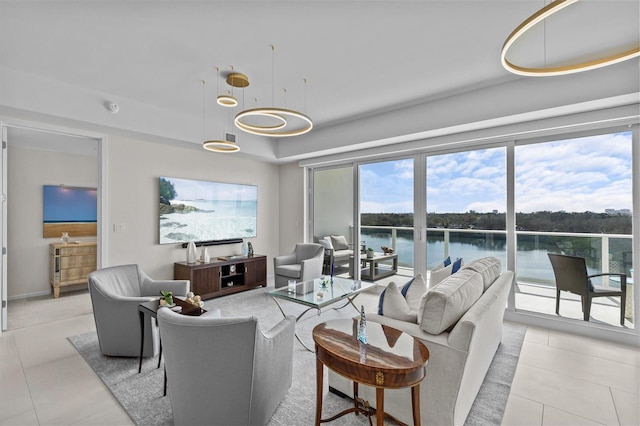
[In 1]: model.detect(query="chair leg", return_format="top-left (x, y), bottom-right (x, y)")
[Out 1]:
top-left (620, 292), bottom-right (626, 326)
top-left (555, 290), bottom-right (561, 315)
top-left (583, 296), bottom-right (592, 321)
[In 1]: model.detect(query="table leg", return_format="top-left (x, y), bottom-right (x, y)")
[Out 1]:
top-left (376, 388), bottom-right (384, 426)
top-left (138, 310), bottom-right (144, 373)
top-left (411, 383), bottom-right (421, 426)
top-left (315, 356), bottom-right (323, 426)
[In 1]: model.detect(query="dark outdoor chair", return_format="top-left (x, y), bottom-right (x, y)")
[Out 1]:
top-left (548, 253), bottom-right (627, 326)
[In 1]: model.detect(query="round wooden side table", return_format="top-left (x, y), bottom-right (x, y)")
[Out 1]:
top-left (313, 318), bottom-right (429, 426)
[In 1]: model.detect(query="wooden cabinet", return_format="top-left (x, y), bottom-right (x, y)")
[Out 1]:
top-left (50, 242), bottom-right (97, 298)
top-left (174, 255), bottom-right (267, 300)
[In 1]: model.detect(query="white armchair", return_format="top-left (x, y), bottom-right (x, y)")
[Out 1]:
top-left (157, 308), bottom-right (296, 425)
top-left (88, 264), bottom-right (189, 357)
top-left (273, 243), bottom-right (325, 288)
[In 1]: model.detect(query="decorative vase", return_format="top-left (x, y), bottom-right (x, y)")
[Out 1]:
top-left (357, 305), bottom-right (368, 344)
top-left (61, 232), bottom-right (69, 244)
top-left (186, 241), bottom-right (197, 264)
top-left (201, 246), bottom-right (210, 263)
top-left (367, 250), bottom-right (374, 259)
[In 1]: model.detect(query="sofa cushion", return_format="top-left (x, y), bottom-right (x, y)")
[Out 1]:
top-left (462, 257), bottom-right (501, 291)
top-left (400, 274), bottom-right (427, 312)
top-left (418, 269), bottom-right (483, 334)
top-left (377, 281), bottom-right (417, 323)
top-left (330, 235), bottom-right (349, 251)
top-left (275, 265), bottom-right (301, 279)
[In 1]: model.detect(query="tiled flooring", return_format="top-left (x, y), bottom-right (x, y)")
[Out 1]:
top-left (1, 288), bottom-right (638, 425)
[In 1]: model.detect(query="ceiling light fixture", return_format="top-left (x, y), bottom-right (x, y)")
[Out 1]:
top-left (216, 67), bottom-right (248, 107)
top-left (501, 0), bottom-right (640, 76)
top-left (234, 45), bottom-right (312, 137)
top-left (201, 80), bottom-right (240, 153)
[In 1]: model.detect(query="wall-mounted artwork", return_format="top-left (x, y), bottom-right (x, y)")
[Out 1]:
top-left (159, 176), bottom-right (257, 244)
top-left (43, 185), bottom-right (97, 238)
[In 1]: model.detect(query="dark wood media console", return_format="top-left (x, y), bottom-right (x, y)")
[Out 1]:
top-left (174, 255), bottom-right (267, 300)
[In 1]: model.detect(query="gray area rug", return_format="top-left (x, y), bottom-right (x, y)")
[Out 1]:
top-left (69, 287), bottom-right (525, 425)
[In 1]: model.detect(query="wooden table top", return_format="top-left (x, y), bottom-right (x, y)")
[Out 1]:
top-left (313, 319), bottom-right (429, 389)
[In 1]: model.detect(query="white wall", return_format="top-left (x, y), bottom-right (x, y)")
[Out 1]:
top-left (6, 132), bottom-right (281, 299)
top-left (7, 146), bottom-right (97, 298)
top-left (104, 135), bottom-right (280, 280)
top-left (277, 162), bottom-right (304, 254)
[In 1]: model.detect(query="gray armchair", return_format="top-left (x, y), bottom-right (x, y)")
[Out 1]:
top-left (88, 264), bottom-right (189, 357)
top-left (157, 308), bottom-right (296, 426)
top-left (273, 243), bottom-right (325, 288)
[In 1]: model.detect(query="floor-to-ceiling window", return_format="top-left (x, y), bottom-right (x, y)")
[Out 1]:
top-left (425, 147), bottom-right (507, 270)
top-left (359, 159), bottom-right (414, 277)
top-left (307, 124), bottom-right (636, 337)
top-left (514, 131), bottom-right (634, 328)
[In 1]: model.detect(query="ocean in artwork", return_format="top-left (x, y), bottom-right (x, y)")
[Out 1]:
top-left (160, 199), bottom-right (257, 244)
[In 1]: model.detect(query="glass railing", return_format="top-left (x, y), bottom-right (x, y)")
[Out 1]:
top-left (359, 226), bottom-right (633, 287)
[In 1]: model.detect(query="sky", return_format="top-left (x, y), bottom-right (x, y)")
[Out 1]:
top-left (163, 177), bottom-right (257, 201)
top-left (360, 131), bottom-right (632, 214)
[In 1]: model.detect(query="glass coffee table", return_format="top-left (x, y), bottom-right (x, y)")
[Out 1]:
top-left (268, 276), bottom-right (376, 351)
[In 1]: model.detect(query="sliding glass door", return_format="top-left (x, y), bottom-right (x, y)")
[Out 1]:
top-left (359, 159), bottom-right (415, 279)
top-left (425, 147), bottom-right (507, 270)
top-left (514, 131), bottom-right (633, 328)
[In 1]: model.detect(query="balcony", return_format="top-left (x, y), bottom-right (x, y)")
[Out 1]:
top-left (355, 226), bottom-right (634, 329)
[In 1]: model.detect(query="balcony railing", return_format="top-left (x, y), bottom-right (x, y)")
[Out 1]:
top-left (359, 225), bottom-right (633, 287)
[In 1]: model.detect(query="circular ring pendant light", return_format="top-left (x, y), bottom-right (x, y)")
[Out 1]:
top-left (501, 0), bottom-right (640, 76)
top-left (203, 139), bottom-right (240, 152)
top-left (235, 107), bottom-right (312, 137)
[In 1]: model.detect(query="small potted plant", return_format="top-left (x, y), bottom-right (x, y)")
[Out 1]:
top-left (366, 247), bottom-right (375, 259)
top-left (159, 290), bottom-right (174, 307)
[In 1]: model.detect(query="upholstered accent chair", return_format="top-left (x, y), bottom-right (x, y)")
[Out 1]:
top-left (548, 253), bottom-right (627, 325)
top-left (88, 264), bottom-right (189, 357)
top-left (273, 243), bottom-right (325, 288)
top-left (157, 308), bottom-right (296, 425)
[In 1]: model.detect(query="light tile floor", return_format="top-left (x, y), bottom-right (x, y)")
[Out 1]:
top-left (1, 287), bottom-right (638, 425)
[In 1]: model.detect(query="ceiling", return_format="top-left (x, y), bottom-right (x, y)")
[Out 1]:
top-left (1, 1), bottom-right (638, 161)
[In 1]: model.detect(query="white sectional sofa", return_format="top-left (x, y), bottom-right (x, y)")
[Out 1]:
top-left (328, 257), bottom-right (514, 425)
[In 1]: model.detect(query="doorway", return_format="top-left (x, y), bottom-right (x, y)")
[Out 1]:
top-left (0, 124), bottom-right (103, 331)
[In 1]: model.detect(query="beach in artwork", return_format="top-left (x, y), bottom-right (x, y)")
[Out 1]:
top-left (159, 177), bottom-right (257, 244)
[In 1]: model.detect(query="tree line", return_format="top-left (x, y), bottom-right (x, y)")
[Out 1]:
top-left (361, 211), bottom-right (631, 234)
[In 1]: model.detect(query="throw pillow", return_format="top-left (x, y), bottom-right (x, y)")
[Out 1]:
top-left (443, 256), bottom-right (452, 267)
top-left (330, 235), bottom-right (349, 251)
top-left (429, 263), bottom-right (453, 287)
top-left (400, 273), bottom-right (427, 312)
top-left (317, 236), bottom-right (334, 250)
top-left (452, 258), bottom-right (463, 273)
top-left (377, 281), bottom-right (417, 323)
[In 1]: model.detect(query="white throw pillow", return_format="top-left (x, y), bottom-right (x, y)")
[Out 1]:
top-left (429, 263), bottom-right (453, 287)
top-left (330, 235), bottom-right (349, 251)
top-left (377, 282), bottom-right (417, 323)
top-left (317, 236), bottom-right (334, 250)
top-left (400, 273), bottom-right (427, 312)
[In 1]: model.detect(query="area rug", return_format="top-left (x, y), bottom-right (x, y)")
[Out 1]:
top-left (69, 287), bottom-right (525, 425)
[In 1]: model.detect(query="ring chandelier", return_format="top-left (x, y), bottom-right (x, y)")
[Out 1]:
top-left (201, 79), bottom-right (240, 153)
top-left (501, 0), bottom-right (640, 76)
top-left (233, 46), bottom-right (313, 137)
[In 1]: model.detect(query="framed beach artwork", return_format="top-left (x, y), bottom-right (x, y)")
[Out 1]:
top-left (158, 176), bottom-right (257, 245)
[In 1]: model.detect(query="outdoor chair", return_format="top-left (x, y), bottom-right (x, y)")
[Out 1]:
top-left (548, 253), bottom-right (627, 325)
